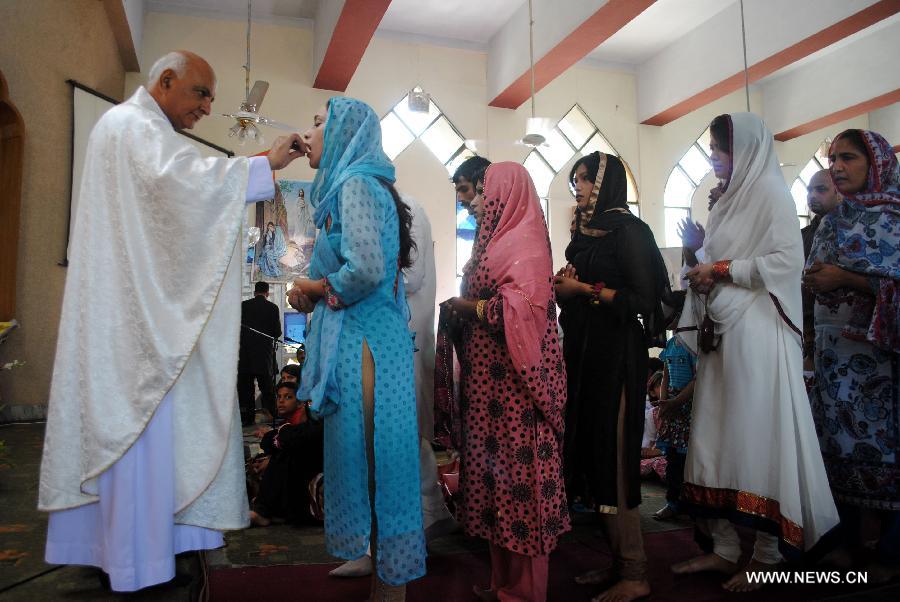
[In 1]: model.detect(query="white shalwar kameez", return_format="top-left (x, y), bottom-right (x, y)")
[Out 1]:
top-left (40, 86), bottom-right (275, 591)
top-left (677, 113), bottom-right (839, 559)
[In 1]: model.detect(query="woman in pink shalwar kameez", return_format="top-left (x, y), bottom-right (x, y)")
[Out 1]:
top-left (437, 162), bottom-right (570, 602)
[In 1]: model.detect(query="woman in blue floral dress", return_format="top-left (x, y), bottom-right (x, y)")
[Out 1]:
top-left (805, 128), bottom-right (899, 574)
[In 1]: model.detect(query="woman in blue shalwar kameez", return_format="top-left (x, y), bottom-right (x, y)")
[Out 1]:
top-left (288, 97), bottom-right (425, 600)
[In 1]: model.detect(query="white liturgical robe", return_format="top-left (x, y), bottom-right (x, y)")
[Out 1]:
top-left (39, 86), bottom-right (275, 590)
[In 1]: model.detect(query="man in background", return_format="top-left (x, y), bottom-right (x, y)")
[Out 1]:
top-left (239, 281), bottom-right (283, 425)
top-left (801, 169), bottom-right (841, 368)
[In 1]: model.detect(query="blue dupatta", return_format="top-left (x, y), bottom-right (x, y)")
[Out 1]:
top-left (299, 98), bottom-right (397, 415)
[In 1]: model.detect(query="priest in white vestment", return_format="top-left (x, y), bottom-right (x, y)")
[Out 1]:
top-left (38, 51), bottom-right (306, 592)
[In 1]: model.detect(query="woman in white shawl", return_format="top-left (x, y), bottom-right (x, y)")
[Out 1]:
top-left (671, 113), bottom-right (839, 592)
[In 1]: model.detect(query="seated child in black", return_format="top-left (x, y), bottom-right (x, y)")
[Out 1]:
top-left (249, 381), bottom-right (324, 526)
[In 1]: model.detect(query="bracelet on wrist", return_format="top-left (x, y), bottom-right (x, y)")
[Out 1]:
top-left (475, 299), bottom-right (487, 322)
top-left (589, 282), bottom-right (606, 306)
top-left (712, 260), bottom-right (732, 282)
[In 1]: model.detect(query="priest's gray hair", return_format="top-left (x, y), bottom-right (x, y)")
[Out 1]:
top-left (147, 51), bottom-right (189, 86)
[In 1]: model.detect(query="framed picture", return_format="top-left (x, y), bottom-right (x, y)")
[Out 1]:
top-left (253, 180), bottom-right (316, 283)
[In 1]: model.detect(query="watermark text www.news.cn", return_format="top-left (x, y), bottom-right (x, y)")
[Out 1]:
top-left (746, 571), bottom-right (868, 585)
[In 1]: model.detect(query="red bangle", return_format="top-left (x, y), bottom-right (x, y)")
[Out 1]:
top-left (323, 278), bottom-right (346, 309)
top-left (712, 260), bottom-right (732, 282)
top-left (589, 282), bottom-right (606, 306)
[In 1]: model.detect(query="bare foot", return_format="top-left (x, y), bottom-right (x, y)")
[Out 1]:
top-left (671, 553), bottom-right (738, 575)
top-left (591, 578), bottom-right (650, 602)
top-left (723, 559), bottom-right (778, 593)
top-left (329, 555), bottom-right (372, 578)
top-left (575, 567), bottom-right (614, 585)
top-left (249, 510), bottom-right (271, 527)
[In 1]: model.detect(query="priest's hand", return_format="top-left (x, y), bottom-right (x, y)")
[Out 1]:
top-left (268, 134), bottom-right (308, 170)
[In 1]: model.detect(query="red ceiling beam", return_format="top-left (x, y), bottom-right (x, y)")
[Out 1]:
top-left (774, 89), bottom-right (900, 141)
top-left (642, 0), bottom-right (899, 126)
top-left (313, 0), bottom-right (392, 92)
top-left (489, 0), bottom-right (655, 109)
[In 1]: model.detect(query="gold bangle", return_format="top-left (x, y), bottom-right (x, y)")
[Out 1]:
top-left (475, 299), bottom-right (487, 322)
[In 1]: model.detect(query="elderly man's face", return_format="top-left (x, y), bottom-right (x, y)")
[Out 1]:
top-left (156, 59), bottom-right (216, 130)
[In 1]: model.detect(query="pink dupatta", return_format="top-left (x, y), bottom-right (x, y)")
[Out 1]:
top-left (435, 163), bottom-right (564, 448)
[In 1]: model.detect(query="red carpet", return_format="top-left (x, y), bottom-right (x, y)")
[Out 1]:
top-left (209, 529), bottom-right (891, 601)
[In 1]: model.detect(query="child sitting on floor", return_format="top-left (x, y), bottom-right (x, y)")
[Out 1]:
top-left (249, 381), bottom-right (324, 526)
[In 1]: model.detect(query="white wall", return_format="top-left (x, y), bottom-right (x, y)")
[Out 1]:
top-left (636, 0), bottom-right (878, 122)
top-left (761, 21), bottom-right (900, 136)
top-left (869, 103), bottom-right (900, 146)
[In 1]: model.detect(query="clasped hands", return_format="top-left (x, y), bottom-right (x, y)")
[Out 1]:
top-left (685, 263), bottom-right (716, 294)
top-left (553, 264), bottom-right (587, 300)
top-left (802, 261), bottom-right (847, 294)
top-left (287, 278), bottom-right (325, 313)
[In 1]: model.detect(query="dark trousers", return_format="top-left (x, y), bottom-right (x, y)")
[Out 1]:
top-left (665, 448), bottom-right (686, 510)
top-left (237, 372), bottom-right (275, 424)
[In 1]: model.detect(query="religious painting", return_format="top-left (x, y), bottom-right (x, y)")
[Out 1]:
top-left (253, 180), bottom-right (317, 283)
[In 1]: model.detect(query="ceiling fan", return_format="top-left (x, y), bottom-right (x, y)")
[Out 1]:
top-left (221, 0), bottom-right (298, 145)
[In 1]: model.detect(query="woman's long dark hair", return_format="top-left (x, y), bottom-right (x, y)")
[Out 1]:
top-left (710, 114), bottom-right (731, 153)
top-left (382, 181), bottom-right (416, 270)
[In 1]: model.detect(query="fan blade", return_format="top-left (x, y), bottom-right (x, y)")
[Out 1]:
top-left (247, 80), bottom-right (269, 110)
top-left (257, 116), bottom-right (301, 132)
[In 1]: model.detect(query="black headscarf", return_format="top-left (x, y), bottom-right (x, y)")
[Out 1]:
top-left (564, 152), bottom-right (674, 347)
top-left (566, 153), bottom-right (637, 261)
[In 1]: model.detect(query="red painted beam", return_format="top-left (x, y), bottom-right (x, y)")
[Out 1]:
top-left (489, 0), bottom-right (655, 109)
top-left (313, 0), bottom-right (392, 92)
top-left (641, 0), bottom-right (899, 126)
top-left (774, 89), bottom-right (900, 141)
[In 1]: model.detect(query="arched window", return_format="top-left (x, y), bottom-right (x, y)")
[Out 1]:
top-left (663, 127), bottom-right (712, 247)
top-left (522, 105), bottom-right (639, 220)
top-left (379, 90), bottom-right (472, 175)
top-left (789, 141), bottom-right (830, 228)
top-left (378, 90), bottom-right (478, 294)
